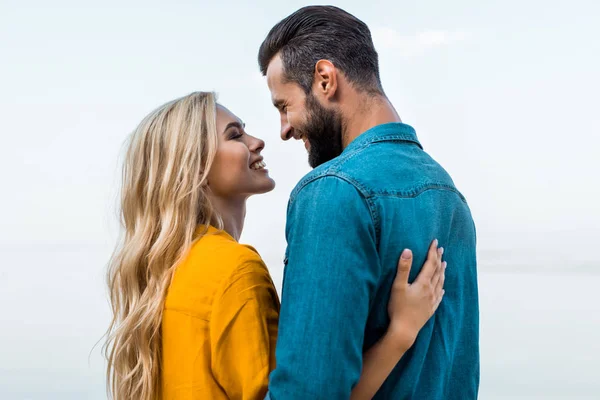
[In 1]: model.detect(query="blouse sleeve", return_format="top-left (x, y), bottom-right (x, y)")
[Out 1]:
top-left (209, 259), bottom-right (279, 400)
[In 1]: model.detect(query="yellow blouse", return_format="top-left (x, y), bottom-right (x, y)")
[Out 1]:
top-left (161, 226), bottom-right (280, 399)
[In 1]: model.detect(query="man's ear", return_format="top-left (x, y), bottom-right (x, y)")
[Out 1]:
top-left (313, 60), bottom-right (338, 100)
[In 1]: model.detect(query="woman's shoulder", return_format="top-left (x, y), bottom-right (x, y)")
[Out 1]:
top-left (176, 228), bottom-right (271, 291)
top-left (190, 230), bottom-right (266, 268)
top-left (165, 228), bottom-right (275, 315)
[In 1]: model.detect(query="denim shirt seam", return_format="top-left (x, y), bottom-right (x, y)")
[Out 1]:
top-left (289, 168), bottom-right (334, 200)
top-left (289, 171), bottom-right (381, 250)
top-left (372, 183), bottom-right (468, 203)
top-left (329, 171), bottom-right (380, 247)
top-left (343, 133), bottom-right (423, 157)
top-left (290, 133), bottom-right (421, 196)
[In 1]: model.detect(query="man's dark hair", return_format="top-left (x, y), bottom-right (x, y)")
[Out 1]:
top-left (258, 5), bottom-right (383, 95)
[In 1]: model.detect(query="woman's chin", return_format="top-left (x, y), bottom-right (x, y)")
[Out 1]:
top-left (254, 178), bottom-right (276, 195)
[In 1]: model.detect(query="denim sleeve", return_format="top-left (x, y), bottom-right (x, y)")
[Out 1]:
top-left (267, 176), bottom-right (380, 400)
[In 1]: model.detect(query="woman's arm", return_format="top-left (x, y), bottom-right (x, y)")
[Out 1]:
top-left (210, 260), bottom-right (280, 400)
top-left (350, 240), bottom-right (446, 400)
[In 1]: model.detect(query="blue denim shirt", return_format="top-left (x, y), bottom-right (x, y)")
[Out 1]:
top-left (267, 123), bottom-right (479, 400)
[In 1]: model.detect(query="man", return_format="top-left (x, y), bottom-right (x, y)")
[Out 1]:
top-left (259, 6), bottom-right (479, 399)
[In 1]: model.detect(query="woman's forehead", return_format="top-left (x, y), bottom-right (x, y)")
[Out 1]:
top-left (216, 104), bottom-right (244, 131)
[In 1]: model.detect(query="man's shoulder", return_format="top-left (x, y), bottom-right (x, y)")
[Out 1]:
top-left (331, 141), bottom-right (465, 201)
top-left (289, 137), bottom-right (468, 205)
top-left (289, 157), bottom-right (368, 203)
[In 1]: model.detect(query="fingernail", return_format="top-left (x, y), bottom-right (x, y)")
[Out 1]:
top-left (433, 239), bottom-right (439, 247)
top-left (401, 249), bottom-right (412, 259)
top-left (438, 247), bottom-right (444, 256)
top-left (443, 261), bottom-right (447, 269)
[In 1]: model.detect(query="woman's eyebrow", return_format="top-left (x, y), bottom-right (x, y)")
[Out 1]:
top-left (223, 121), bottom-right (246, 132)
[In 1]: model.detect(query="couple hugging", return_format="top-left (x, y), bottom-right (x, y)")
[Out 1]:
top-left (105, 5), bottom-right (479, 400)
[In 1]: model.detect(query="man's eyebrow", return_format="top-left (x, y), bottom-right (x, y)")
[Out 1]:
top-left (272, 99), bottom-right (285, 109)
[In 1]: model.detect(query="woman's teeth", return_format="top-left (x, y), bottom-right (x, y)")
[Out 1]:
top-left (251, 160), bottom-right (266, 170)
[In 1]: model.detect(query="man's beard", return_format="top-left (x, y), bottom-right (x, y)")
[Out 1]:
top-left (299, 94), bottom-right (344, 168)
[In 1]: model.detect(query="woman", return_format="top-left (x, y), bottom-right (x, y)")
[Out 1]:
top-left (104, 92), bottom-right (445, 400)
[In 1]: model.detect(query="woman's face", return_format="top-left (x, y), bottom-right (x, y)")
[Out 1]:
top-left (207, 104), bottom-right (276, 199)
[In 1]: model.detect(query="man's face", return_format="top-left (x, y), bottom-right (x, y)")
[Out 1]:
top-left (266, 55), bottom-right (343, 168)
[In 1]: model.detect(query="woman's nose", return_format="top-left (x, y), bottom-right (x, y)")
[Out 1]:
top-left (249, 135), bottom-right (265, 153)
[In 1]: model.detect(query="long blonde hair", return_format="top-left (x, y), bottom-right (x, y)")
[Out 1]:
top-left (104, 91), bottom-right (222, 400)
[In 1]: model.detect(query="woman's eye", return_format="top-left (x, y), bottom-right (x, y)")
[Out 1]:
top-left (230, 130), bottom-right (243, 140)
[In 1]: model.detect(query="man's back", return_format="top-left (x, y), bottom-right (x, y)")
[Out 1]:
top-left (343, 123), bottom-right (479, 398)
top-left (269, 122), bottom-right (479, 399)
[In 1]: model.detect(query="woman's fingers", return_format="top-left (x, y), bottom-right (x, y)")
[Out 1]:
top-left (436, 262), bottom-right (447, 293)
top-left (394, 249), bottom-right (413, 287)
top-left (432, 289), bottom-right (445, 313)
top-left (430, 256), bottom-right (445, 289)
top-left (414, 239), bottom-right (439, 283)
top-left (430, 261), bottom-right (446, 312)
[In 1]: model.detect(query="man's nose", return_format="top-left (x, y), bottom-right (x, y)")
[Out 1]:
top-left (280, 115), bottom-right (292, 141)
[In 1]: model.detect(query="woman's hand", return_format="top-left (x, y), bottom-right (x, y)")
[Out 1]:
top-left (349, 240), bottom-right (446, 400)
top-left (385, 240), bottom-right (446, 352)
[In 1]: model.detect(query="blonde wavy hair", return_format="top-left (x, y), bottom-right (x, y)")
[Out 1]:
top-left (104, 91), bottom-right (222, 400)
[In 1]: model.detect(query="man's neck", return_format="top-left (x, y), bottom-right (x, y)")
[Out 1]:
top-left (208, 195), bottom-right (247, 241)
top-left (341, 95), bottom-right (401, 148)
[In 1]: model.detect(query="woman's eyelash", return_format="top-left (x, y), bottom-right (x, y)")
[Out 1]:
top-left (229, 129), bottom-right (243, 139)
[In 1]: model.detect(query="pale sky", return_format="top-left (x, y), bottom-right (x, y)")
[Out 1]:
top-left (1, 1), bottom-right (599, 399)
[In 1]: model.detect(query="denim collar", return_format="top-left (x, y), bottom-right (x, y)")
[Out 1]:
top-left (343, 122), bottom-right (422, 154)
